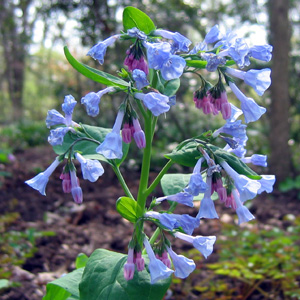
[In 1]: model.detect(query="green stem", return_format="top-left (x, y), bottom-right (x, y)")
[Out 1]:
top-left (136, 110), bottom-right (153, 218)
top-left (112, 164), bottom-right (134, 199)
top-left (146, 159), bottom-right (174, 197)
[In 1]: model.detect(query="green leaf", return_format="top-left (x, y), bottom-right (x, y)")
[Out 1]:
top-left (79, 249), bottom-right (171, 300)
top-left (75, 253), bottom-right (89, 269)
top-left (208, 145), bottom-right (261, 179)
top-left (123, 7), bottom-right (156, 34)
top-left (165, 141), bottom-right (200, 167)
top-left (161, 173), bottom-right (191, 195)
top-left (64, 47), bottom-right (129, 88)
top-left (116, 197), bottom-right (138, 223)
top-left (53, 124), bottom-right (130, 165)
top-left (186, 60), bottom-right (207, 69)
top-left (163, 78), bottom-right (180, 96)
top-left (43, 268), bottom-right (84, 300)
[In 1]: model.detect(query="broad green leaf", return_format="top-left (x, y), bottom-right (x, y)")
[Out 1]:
top-left (186, 60), bottom-right (207, 69)
top-left (163, 78), bottom-right (180, 96)
top-left (208, 145), bottom-right (261, 180)
top-left (75, 253), bottom-right (89, 269)
top-left (116, 197), bottom-right (137, 223)
top-left (64, 47), bottom-right (129, 88)
top-left (53, 124), bottom-right (130, 166)
top-left (79, 249), bottom-right (171, 300)
top-left (161, 173), bottom-right (191, 195)
top-left (165, 141), bottom-right (200, 167)
top-left (123, 7), bottom-right (156, 34)
top-left (43, 268), bottom-right (84, 300)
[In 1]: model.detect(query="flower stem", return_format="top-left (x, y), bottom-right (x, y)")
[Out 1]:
top-left (112, 164), bottom-right (134, 199)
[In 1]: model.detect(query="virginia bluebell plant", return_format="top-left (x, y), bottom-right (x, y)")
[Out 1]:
top-left (26, 7), bottom-right (275, 300)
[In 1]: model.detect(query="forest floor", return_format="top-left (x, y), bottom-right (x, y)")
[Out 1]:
top-left (1, 145), bottom-right (300, 300)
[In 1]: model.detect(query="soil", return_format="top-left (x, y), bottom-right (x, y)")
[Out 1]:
top-left (0, 145), bottom-right (299, 300)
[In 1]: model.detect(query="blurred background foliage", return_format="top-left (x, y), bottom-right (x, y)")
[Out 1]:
top-left (0, 0), bottom-right (299, 188)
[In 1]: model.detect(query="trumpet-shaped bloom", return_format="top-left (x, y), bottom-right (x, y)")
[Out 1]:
top-left (144, 41), bottom-right (171, 70)
top-left (81, 87), bottom-right (115, 117)
top-left (228, 38), bottom-right (250, 68)
top-left (161, 55), bottom-right (186, 81)
top-left (166, 246), bottom-right (196, 278)
top-left (70, 169), bottom-right (83, 204)
top-left (197, 176), bottom-right (219, 219)
top-left (258, 175), bottom-right (276, 194)
top-left (134, 92), bottom-right (170, 116)
top-left (25, 157), bottom-right (60, 196)
top-left (75, 153), bottom-right (104, 182)
top-left (132, 69), bottom-right (149, 90)
top-left (241, 154), bottom-right (267, 167)
top-left (249, 44), bottom-right (273, 62)
top-left (96, 110), bottom-right (124, 159)
top-left (171, 214), bottom-right (199, 235)
top-left (87, 34), bottom-right (121, 64)
top-left (227, 103), bottom-right (243, 123)
top-left (201, 53), bottom-right (226, 72)
top-left (132, 118), bottom-right (146, 149)
top-left (124, 248), bottom-right (135, 281)
top-left (156, 192), bottom-right (194, 207)
top-left (184, 158), bottom-right (208, 196)
top-left (154, 29), bottom-right (191, 53)
top-left (229, 82), bottom-right (266, 123)
top-left (144, 211), bottom-right (177, 230)
top-left (221, 161), bottom-right (261, 202)
top-left (226, 68), bottom-right (271, 96)
top-left (213, 120), bottom-right (247, 141)
top-left (143, 237), bottom-right (174, 284)
top-left (174, 232), bottom-right (216, 259)
top-left (48, 127), bottom-right (74, 146)
top-left (62, 95), bottom-right (77, 117)
top-left (232, 189), bottom-right (255, 224)
top-left (204, 25), bottom-right (222, 44)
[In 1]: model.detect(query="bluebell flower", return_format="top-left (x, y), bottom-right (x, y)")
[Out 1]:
top-left (46, 109), bottom-right (66, 128)
top-left (143, 237), bottom-right (174, 284)
top-left (160, 55), bottom-right (186, 80)
top-left (171, 214), bottom-right (199, 235)
top-left (249, 44), bottom-right (273, 62)
top-left (48, 127), bottom-right (75, 146)
top-left (221, 161), bottom-right (261, 202)
top-left (46, 95), bottom-right (78, 128)
top-left (154, 29), bottom-right (192, 53)
top-left (219, 38), bottom-right (249, 68)
top-left (257, 175), bottom-right (276, 194)
top-left (143, 41), bottom-right (172, 70)
top-left (62, 95), bottom-right (77, 116)
top-left (197, 176), bottom-right (219, 219)
top-left (25, 157), bottom-right (60, 195)
top-left (169, 95), bottom-right (176, 106)
top-left (87, 34), bottom-right (121, 64)
top-left (213, 120), bottom-right (247, 141)
top-left (174, 232), bottom-right (216, 259)
top-left (214, 31), bottom-right (238, 49)
top-left (226, 67), bottom-right (271, 96)
top-left (223, 141), bottom-right (247, 158)
top-left (75, 153), bottom-right (104, 182)
top-left (229, 82), bottom-right (266, 123)
top-left (144, 211), bottom-right (177, 230)
top-left (127, 27), bottom-right (147, 40)
top-left (201, 53), bottom-right (226, 72)
top-left (132, 69), bottom-right (149, 90)
top-left (232, 189), bottom-right (255, 224)
top-left (227, 103), bottom-right (243, 123)
top-left (134, 92), bottom-right (170, 116)
top-left (189, 41), bottom-right (207, 54)
top-left (156, 192), bottom-right (194, 207)
top-left (204, 25), bottom-right (222, 44)
top-left (123, 247), bottom-right (135, 281)
top-left (70, 169), bottom-right (83, 204)
top-left (81, 87), bottom-right (115, 117)
top-left (184, 158), bottom-right (208, 196)
top-left (241, 154), bottom-right (267, 167)
top-left (96, 110), bottom-right (124, 159)
top-left (166, 246), bottom-right (196, 278)
top-left (132, 118), bottom-right (146, 149)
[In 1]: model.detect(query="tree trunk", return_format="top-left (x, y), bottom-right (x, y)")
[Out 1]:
top-left (268, 0), bottom-right (292, 184)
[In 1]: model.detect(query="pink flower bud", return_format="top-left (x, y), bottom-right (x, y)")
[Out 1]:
top-left (122, 123), bottom-right (133, 144)
top-left (135, 252), bottom-right (145, 272)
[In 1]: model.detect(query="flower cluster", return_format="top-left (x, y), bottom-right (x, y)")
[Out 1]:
top-left (26, 13), bottom-right (275, 289)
